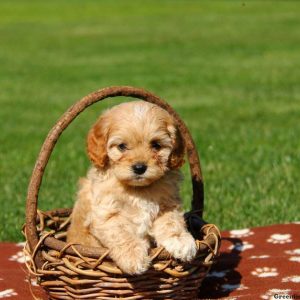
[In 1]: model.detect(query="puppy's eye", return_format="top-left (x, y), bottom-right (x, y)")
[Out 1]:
top-left (117, 143), bottom-right (127, 152)
top-left (151, 140), bottom-right (162, 151)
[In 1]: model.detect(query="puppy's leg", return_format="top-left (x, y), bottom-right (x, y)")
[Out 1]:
top-left (150, 210), bottom-right (197, 262)
top-left (90, 210), bottom-right (150, 274)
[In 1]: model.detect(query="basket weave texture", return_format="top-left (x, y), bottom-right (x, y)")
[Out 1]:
top-left (24, 86), bottom-right (221, 299)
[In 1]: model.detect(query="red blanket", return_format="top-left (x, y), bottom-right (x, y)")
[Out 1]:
top-left (0, 223), bottom-right (299, 299)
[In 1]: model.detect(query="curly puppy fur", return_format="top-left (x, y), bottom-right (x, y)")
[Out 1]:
top-left (67, 101), bottom-right (197, 274)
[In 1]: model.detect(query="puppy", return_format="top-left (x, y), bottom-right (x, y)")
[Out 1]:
top-left (67, 101), bottom-right (197, 274)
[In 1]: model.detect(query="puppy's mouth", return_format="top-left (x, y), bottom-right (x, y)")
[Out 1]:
top-left (124, 174), bottom-right (153, 187)
top-left (131, 175), bottom-right (148, 185)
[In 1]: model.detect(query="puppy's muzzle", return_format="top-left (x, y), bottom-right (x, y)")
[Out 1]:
top-left (132, 163), bottom-right (147, 175)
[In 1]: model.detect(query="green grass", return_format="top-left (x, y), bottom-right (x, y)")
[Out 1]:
top-left (0, 0), bottom-right (299, 241)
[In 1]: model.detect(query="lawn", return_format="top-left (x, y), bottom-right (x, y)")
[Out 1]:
top-left (0, 0), bottom-right (299, 242)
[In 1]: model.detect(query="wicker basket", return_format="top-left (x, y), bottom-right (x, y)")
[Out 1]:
top-left (24, 86), bottom-right (221, 300)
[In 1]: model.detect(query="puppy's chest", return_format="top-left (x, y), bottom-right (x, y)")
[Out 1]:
top-left (125, 195), bottom-right (160, 237)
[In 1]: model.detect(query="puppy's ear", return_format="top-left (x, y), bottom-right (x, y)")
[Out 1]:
top-left (87, 116), bottom-right (109, 169)
top-left (168, 125), bottom-right (185, 169)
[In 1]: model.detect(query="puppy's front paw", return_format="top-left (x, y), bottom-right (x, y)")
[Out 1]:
top-left (117, 251), bottom-right (150, 275)
top-left (162, 232), bottom-right (197, 262)
top-left (111, 241), bottom-right (150, 275)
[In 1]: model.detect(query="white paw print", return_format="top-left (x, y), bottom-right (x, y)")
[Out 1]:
top-left (282, 275), bottom-right (300, 283)
top-left (9, 251), bottom-right (30, 264)
top-left (0, 289), bottom-right (18, 298)
top-left (260, 289), bottom-right (291, 300)
top-left (230, 228), bottom-right (254, 238)
top-left (250, 255), bottom-right (270, 259)
top-left (229, 241), bottom-right (254, 251)
top-left (221, 283), bottom-right (248, 291)
top-left (285, 248), bottom-right (300, 263)
top-left (285, 248), bottom-right (300, 255)
top-left (251, 267), bottom-right (278, 278)
top-left (24, 278), bottom-right (38, 287)
top-left (267, 234), bottom-right (292, 244)
top-left (289, 256), bottom-right (300, 263)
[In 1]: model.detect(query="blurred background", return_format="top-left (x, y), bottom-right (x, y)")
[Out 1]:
top-left (0, 0), bottom-right (299, 242)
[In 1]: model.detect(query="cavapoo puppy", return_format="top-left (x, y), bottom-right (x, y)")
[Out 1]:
top-left (67, 101), bottom-right (197, 274)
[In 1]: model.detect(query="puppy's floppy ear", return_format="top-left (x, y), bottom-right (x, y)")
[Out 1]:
top-left (168, 125), bottom-right (185, 169)
top-left (87, 116), bottom-right (109, 169)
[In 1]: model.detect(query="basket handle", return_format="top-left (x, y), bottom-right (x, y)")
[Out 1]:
top-left (25, 86), bottom-right (204, 255)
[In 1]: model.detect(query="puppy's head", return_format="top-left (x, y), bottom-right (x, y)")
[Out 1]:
top-left (87, 101), bottom-right (185, 186)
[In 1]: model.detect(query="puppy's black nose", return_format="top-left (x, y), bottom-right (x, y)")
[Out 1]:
top-left (132, 163), bottom-right (147, 175)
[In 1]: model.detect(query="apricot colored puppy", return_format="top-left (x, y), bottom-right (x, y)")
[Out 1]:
top-left (67, 101), bottom-right (197, 274)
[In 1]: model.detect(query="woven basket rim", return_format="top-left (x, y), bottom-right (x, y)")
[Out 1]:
top-left (32, 208), bottom-right (220, 262)
top-left (23, 208), bottom-right (221, 280)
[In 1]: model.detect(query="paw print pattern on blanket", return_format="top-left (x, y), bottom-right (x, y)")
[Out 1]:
top-left (251, 267), bottom-right (278, 278)
top-left (0, 289), bottom-right (17, 298)
top-left (1, 223), bottom-right (298, 299)
top-left (228, 241), bottom-right (254, 251)
top-left (24, 278), bottom-right (38, 287)
top-left (249, 255), bottom-right (270, 259)
top-left (285, 249), bottom-right (300, 255)
top-left (229, 228), bottom-right (254, 238)
top-left (9, 251), bottom-right (29, 264)
top-left (289, 256), bottom-right (300, 262)
top-left (267, 234), bottom-right (292, 244)
top-left (285, 248), bottom-right (300, 263)
top-left (282, 275), bottom-right (300, 283)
